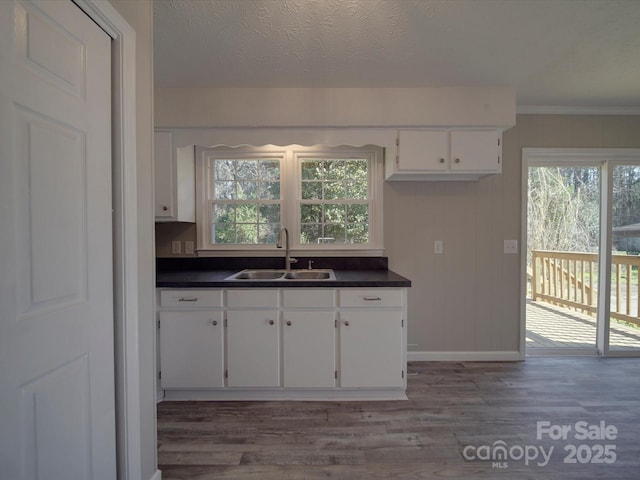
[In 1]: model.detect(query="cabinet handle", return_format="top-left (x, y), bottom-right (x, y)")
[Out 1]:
top-left (454, 158), bottom-right (461, 164)
top-left (178, 297), bottom-right (198, 302)
top-left (439, 158), bottom-right (445, 164)
top-left (344, 321), bottom-right (350, 326)
top-left (268, 320), bottom-right (275, 325)
top-left (211, 320), bottom-right (218, 326)
top-left (363, 296), bottom-right (382, 301)
top-left (286, 321), bottom-right (292, 326)
top-left (162, 205), bottom-right (168, 211)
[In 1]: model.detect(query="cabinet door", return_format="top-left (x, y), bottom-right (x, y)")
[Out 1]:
top-left (154, 131), bottom-right (175, 219)
top-left (397, 129), bottom-right (448, 172)
top-left (282, 311), bottom-right (335, 388)
top-left (339, 310), bottom-right (403, 388)
top-left (159, 311), bottom-right (224, 388)
top-left (227, 310), bottom-right (280, 387)
top-left (450, 130), bottom-right (501, 172)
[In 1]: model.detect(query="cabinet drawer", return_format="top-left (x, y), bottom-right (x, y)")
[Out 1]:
top-left (339, 289), bottom-right (402, 308)
top-left (227, 289), bottom-right (279, 308)
top-left (160, 289), bottom-right (223, 308)
top-left (282, 289), bottom-right (335, 308)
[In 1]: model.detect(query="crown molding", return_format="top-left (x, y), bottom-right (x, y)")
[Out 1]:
top-left (517, 105), bottom-right (640, 115)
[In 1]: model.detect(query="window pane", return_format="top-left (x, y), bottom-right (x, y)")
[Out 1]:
top-left (347, 224), bottom-right (369, 243)
top-left (236, 204), bottom-right (257, 222)
top-left (238, 180), bottom-right (258, 200)
top-left (214, 159), bottom-right (235, 181)
top-left (213, 203), bottom-right (235, 223)
top-left (302, 160), bottom-right (323, 180)
top-left (325, 204), bottom-right (345, 223)
top-left (259, 204), bottom-right (280, 223)
top-left (236, 160), bottom-right (257, 180)
top-left (214, 181), bottom-right (236, 199)
top-left (301, 181), bottom-right (322, 199)
top-left (301, 204), bottom-right (322, 223)
top-left (300, 224), bottom-right (321, 244)
top-left (236, 224), bottom-right (258, 243)
top-left (346, 159), bottom-right (367, 181)
top-left (324, 181), bottom-right (345, 200)
top-left (258, 223), bottom-right (280, 243)
top-left (324, 223), bottom-right (346, 243)
top-left (259, 160), bottom-right (280, 180)
top-left (346, 204), bottom-right (368, 223)
top-left (346, 179), bottom-right (367, 199)
top-left (259, 181), bottom-right (280, 200)
top-left (325, 160), bottom-right (345, 180)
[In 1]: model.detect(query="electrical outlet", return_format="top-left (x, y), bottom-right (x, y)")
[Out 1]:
top-left (504, 239), bottom-right (518, 254)
top-left (434, 240), bottom-right (443, 255)
top-left (184, 241), bottom-right (195, 255)
top-left (171, 240), bottom-right (181, 255)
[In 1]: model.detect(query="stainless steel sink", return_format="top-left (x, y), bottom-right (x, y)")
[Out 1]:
top-left (225, 269), bottom-right (335, 281)
top-left (283, 270), bottom-right (335, 280)
top-left (227, 270), bottom-right (285, 280)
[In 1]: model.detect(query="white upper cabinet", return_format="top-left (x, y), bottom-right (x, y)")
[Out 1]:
top-left (154, 130), bottom-right (195, 221)
top-left (387, 129), bottom-right (502, 181)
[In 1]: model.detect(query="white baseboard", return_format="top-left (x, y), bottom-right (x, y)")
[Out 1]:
top-left (408, 351), bottom-right (523, 362)
top-left (149, 469), bottom-right (162, 480)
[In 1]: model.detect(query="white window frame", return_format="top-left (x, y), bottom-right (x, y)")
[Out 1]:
top-left (195, 144), bottom-right (384, 256)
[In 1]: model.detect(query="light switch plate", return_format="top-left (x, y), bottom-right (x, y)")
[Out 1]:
top-left (504, 239), bottom-right (518, 254)
top-left (434, 240), bottom-right (443, 255)
top-left (184, 240), bottom-right (195, 255)
top-left (171, 240), bottom-right (181, 255)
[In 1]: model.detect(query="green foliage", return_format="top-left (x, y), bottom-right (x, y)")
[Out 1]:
top-left (299, 158), bottom-right (368, 244)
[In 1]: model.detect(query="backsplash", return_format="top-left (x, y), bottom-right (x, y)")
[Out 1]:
top-left (157, 256), bottom-right (389, 272)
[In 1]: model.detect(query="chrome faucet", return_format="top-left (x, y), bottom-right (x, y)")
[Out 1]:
top-left (277, 227), bottom-right (298, 270)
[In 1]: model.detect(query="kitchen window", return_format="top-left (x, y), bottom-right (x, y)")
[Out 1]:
top-left (195, 145), bottom-right (383, 254)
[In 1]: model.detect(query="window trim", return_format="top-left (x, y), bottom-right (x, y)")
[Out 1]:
top-left (195, 144), bottom-right (384, 256)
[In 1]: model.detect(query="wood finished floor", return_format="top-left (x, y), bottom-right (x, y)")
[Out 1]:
top-left (157, 358), bottom-right (640, 479)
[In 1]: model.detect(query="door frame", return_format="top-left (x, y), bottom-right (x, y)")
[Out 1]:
top-left (72, 0), bottom-right (143, 478)
top-left (521, 148), bottom-right (640, 358)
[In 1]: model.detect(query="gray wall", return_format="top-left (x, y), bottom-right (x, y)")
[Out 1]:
top-left (155, 86), bottom-right (640, 359)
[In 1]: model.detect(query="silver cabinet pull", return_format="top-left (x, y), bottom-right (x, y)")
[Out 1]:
top-left (178, 297), bottom-right (198, 302)
top-left (439, 158), bottom-right (445, 164)
top-left (286, 321), bottom-right (292, 326)
top-left (211, 320), bottom-right (218, 326)
top-left (344, 321), bottom-right (350, 326)
top-left (363, 296), bottom-right (382, 301)
top-left (268, 320), bottom-right (275, 325)
top-left (454, 158), bottom-right (461, 164)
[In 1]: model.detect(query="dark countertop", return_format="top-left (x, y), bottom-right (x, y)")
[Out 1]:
top-left (156, 268), bottom-right (411, 288)
top-left (156, 257), bottom-right (411, 288)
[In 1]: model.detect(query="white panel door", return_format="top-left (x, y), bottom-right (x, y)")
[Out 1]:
top-left (282, 312), bottom-right (336, 388)
top-left (226, 311), bottom-right (280, 387)
top-left (160, 311), bottom-right (224, 388)
top-left (0, 1), bottom-right (115, 479)
top-left (450, 130), bottom-right (501, 172)
top-left (397, 129), bottom-right (449, 172)
top-left (339, 311), bottom-right (404, 388)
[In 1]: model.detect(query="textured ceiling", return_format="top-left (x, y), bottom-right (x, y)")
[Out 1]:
top-left (154, 0), bottom-right (640, 109)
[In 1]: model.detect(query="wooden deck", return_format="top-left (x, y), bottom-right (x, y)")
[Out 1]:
top-left (526, 299), bottom-right (640, 350)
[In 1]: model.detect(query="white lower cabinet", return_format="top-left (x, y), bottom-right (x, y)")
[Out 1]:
top-left (339, 310), bottom-right (404, 388)
top-left (159, 311), bottom-right (224, 388)
top-left (282, 311), bottom-right (335, 388)
top-left (157, 286), bottom-right (407, 400)
top-left (226, 310), bottom-right (280, 387)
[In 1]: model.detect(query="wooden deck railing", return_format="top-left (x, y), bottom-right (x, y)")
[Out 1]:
top-left (531, 250), bottom-right (640, 327)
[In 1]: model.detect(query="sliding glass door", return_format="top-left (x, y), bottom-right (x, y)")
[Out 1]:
top-left (523, 149), bottom-right (640, 357)
top-left (608, 165), bottom-right (640, 352)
